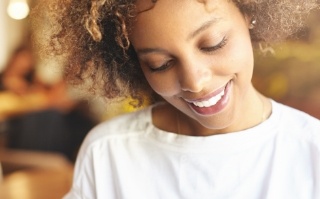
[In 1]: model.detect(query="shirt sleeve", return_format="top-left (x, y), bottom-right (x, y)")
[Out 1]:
top-left (63, 138), bottom-right (98, 199)
top-left (63, 190), bottom-right (83, 199)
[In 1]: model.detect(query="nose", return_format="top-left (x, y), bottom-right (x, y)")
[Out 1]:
top-left (178, 59), bottom-right (212, 93)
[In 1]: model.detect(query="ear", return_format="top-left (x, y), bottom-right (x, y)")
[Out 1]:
top-left (244, 15), bottom-right (251, 27)
top-left (245, 15), bottom-right (256, 29)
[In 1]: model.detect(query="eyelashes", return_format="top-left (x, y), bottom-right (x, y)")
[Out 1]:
top-left (149, 60), bottom-right (174, 72)
top-left (147, 36), bottom-right (228, 73)
top-left (200, 36), bottom-right (227, 53)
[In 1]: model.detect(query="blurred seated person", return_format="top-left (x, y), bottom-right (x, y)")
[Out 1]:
top-left (0, 44), bottom-right (96, 162)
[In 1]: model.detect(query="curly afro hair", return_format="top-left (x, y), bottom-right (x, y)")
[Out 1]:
top-left (31, 0), bottom-right (319, 106)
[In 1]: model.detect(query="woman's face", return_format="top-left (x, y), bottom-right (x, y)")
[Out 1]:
top-left (130, 0), bottom-right (256, 133)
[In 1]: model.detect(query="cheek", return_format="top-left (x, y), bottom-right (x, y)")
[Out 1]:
top-left (141, 67), bottom-right (179, 97)
top-left (226, 35), bottom-right (254, 75)
top-left (207, 37), bottom-right (253, 78)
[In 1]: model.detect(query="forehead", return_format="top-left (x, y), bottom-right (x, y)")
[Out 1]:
top-left (135, 0), bottom-right (229, 11)
top-left (130, 0), bottom-right (236, 43)
top-left (132, 0), bottom-right (238, 27)
top-left (135, 0), bottom-right (207, 14)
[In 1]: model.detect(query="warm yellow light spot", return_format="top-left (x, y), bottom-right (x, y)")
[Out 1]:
top-left (7, 0), bottom-right (30, 20)
top-left (267, 73), bottom-right (288, 99)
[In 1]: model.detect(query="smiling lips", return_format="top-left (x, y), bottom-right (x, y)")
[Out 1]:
top-left (185, 81), bottom-right (231, 115)
top-left (192, 89), bottom-right (225, 108)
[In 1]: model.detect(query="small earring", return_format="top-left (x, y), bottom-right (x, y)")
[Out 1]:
top-left (249, 17), bottom-right (257, 29)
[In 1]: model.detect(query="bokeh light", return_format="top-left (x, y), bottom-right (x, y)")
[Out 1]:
top-left (7, 0), bottom-right (30, 20)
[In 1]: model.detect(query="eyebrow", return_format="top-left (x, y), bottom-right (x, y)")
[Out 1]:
top-left (188, 18), bottom-right (221, 40)
top-left (136, 17), bottom-right (221, 56)
top-left (136, 48), bottom-right (169, 56)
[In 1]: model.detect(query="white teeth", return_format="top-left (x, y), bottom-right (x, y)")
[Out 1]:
top-left (192, 89), bottom-right (225, 108)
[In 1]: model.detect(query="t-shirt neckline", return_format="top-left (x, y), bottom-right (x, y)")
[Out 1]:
top-left (142, 100), bottom-right (282, 153)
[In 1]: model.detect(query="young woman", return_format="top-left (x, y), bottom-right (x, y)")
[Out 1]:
top-left (32, 0), bottom-right (320, 198)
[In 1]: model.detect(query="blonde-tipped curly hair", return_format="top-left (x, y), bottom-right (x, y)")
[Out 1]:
top-left (31, 0), bottom-right (319, 105)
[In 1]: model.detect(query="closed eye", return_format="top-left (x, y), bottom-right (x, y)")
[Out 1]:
top-left (149, 59), bottom-right (175, 72)
top-left (201, 36), bottom-right (227, 53)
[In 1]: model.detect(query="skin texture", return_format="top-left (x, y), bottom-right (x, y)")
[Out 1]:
top-left (31, 0), bottom-right (318, 107)
top-left (130, 0), bottom-right (271, 136)
top-left (31, 0), bottom-right (317, 136)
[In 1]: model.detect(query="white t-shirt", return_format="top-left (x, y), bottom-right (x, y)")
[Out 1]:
top-left (64, 101), bottom-right (320, 199)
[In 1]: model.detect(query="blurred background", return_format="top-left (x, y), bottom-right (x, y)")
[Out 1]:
top-left (0, 0), bottom-right (97, 198)
top-left (0, 0), bottom-right (319, 198)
